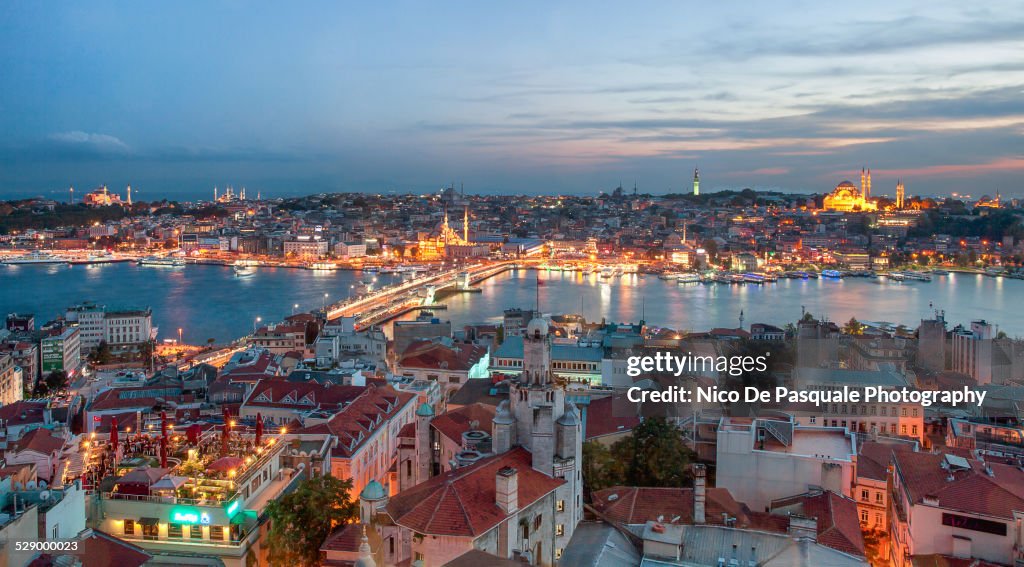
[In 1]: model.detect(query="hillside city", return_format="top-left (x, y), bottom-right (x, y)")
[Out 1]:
top-left (0, 177), bottom-right (1023, 567)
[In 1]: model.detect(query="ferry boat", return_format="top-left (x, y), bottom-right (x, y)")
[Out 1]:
top-left (743, 273), bottom-right (765, 284)
top-left (903, 271), bottom-right (932, 282)
top-left (307, 262), bottom-right (338, 271)
top-left (598, 267), bottom-right (613, 279)
top-left (362, 266), bottom-right (380, 273)
top-left (138, 256), bottom-right (185, 267)
top-left (659, 272), bottom-right (681, 280)
top-left (2, 251), bottom-right (66, 265)
top-left (886, 272), bottom-right (905, 282)
top-left (677, 273), bottom-right (701, 284)
top-left (931, 269), bottom-right (950, 276)
top-left (821, 270), bottom-right (843, 278)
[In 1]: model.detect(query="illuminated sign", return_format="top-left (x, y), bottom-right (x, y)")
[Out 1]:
top-left (171, 510), bottom-right (212, 525)
top-left (224, 500), bottom-right (240, 518)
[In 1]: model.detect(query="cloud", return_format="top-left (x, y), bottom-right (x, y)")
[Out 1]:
top-left (48, 131), bottom-right (131, 154)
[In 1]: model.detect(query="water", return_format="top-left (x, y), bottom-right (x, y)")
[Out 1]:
top-left (2, 264), bottom-right (1022, 341)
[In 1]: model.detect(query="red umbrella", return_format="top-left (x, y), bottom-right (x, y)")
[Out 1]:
top-left (160, 436), bottom-right (167, 468)
top-left (255, 412), bottom-right (263, 446)
top-left (160, 410), bottom-right (168, 441)
top-left (110, 416), bottom-right (119, 453)
top-left (186, 423), bottom-right (202, 444)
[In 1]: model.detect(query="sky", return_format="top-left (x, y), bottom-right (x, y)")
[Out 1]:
top-left (1, 1), bottom-right (1023, 200)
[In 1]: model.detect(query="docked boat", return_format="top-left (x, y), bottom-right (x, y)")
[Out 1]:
top-left (821, 270), bottom-right (843, 278)
top-left (743, 273), bottom-right (766, 284)
top-left (931, 269), bottom-right (950, 276)
top-left (903, 271), bottom-right (932, 282)
top-left (138, 256), bottom-right (185, 267)
top-left (659, 272), bottom-right (681, 280)
top-left (598, 267), bottom-right (613, 279)
top-left (677, 273), bottom-right (701, 284)
top-left (307, 262), bottom-right (338, 271)
top-left (2, 251), bottom-right (66, 265)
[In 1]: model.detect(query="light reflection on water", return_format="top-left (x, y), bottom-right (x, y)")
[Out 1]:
top-left (2, 264), bottom-right (1022, 341)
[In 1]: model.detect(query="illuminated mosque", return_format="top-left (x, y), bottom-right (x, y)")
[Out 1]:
top-left (822, 167), bottom-right (877, 212)
top-left (416, 206), bottom-right (470, 260)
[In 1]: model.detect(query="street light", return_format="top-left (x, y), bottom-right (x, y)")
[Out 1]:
top-left (322, 293), bottom-right (329, 310)
top-left (178, 327), bottom-right (183, 345)
top-left (254, 316), bottom-right (262, 332)
top-left (292, 303), bottom-right (299, 315)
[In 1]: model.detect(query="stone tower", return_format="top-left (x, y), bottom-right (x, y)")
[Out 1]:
top-left (693, 167), bottom-right (700, 196)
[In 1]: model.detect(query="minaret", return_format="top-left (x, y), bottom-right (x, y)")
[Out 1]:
top-left (896, 179), bottom-right (905, 209)
top-left (693, 167), bottom-right (700, 196)
top-left (69, 186), bottom-right (74, 204)
top-left (240, 187), bottom-right (246, 200)
top-left (860, 167), bottom-right (866, 196)
top-left (126, 185), bottom-right (132, 206)
top-left (463, 205), bottom-right (469, 243)
top-left (214, 187), bottom-right (218, 201)
top-left (442, 206), bottom-right (450, 244)
top-left (866, 169), bottom-right (872, 200)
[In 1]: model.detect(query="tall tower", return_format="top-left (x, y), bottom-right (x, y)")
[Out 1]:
top-left (463, 205), bottom-right (469, 243)
top-left (896, 179), bottom-right (905, 209)
top-left (214, 187), bottom-right (218, 201)
top-left (693, 167), bottom-right (700, 196)
top-left (126, 185), bottom-right (132, 206)
top-left (860, 167), bottom-right (866, 196)
top-left (866, 169), bottom-right (872, 200)
top-left (69, 186), bottom-right (74, 204)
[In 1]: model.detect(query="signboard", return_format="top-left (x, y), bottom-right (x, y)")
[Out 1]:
top-left (171, 510), bottom-right (212, 525)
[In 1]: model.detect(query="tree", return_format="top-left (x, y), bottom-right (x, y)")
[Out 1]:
top-left (616, 418), bottom-right (695, 487)
top-left (44, 370), bottom-right (68, 393)
top-left (843, 317), bottom-right (865, 336)
top-left (265, 475), bottom-right (358, 567)
top-left (90, 341), bottom-right (113, 365)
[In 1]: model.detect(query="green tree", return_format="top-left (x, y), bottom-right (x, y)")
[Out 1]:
top-left (44, 370), bottom-right (69, 393)
top-left (265, 475), bottom-right (358, 567)
top-left (843, 317), bottom-right (865, 336)
top-left (615, 417), bottom-right (695, 487)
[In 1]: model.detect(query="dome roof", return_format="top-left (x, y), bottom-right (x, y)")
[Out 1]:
top-left (416, 402), bottom-right (435, 417)
top-left (837, 180), bottom-right (856, 188)
top-left (526, 317), bottom-right (549, 338)
top-left (360, 479), bottom-right (387, 501)
top-left (557, 403), bottom-right (580, 426)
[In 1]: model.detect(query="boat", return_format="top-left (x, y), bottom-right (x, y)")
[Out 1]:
top-left (659, 273), bottom-right (681, 280)
top-left (362, 266), bottom-right (380, 273)
top-left (2, 251), bottom-right (67, 265)
top-left (903, 271), bottom-right (932, 282)
top-left (886, 272), bottom-right (905, 282)
top-left (599, 267), bottom-right (613, 279)
top-left (743, 273), bottom-right (765, 284)
top-left (307, 262), bottom-right (338, 271)
top-left (677, 273), bottom-right (701, 284)
top-left (931, 269), bottom-right (950, 276)
top-left (138, 256), bottom-right (185, 267)
top-left (821, 270), bottom-right (843, 278)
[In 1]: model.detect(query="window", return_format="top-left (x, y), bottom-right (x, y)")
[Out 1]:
top-left (902, 408), bottom-right (908, 417)
top-left (169, 523), bottom-right (183, 539)
top-left (901, 425), bottom-right (907, 435)
top-left (912, 408), bottom-right (918, 417)
top-left (52, 524), bottom-right (59, 539)
top-left (189, 525), bottom-right (203, 540)
top-left (912, 425), bottom-right (918, 436)
top-left (876, 492), bottom-right (883, 503)
top-left (556, 548), bottom-right (563, 560)
top-left (556, 500), bottom-right (565, 512)
top-left (809, 416), bottom-right (816, 424)
top-left (556, 524), bottom-right (564, 536)
top-left (861, 490), bottom-right (869, 502)
top-left (875, 513), bottom-right (883, 526)
top-left (861, 510), bottom-right (868, 523)
top-left (211, 525), bottom-right (226, 541)
top-left (142, 523), bottom-right (158, 541)
top-left (121, 520), bottom-right (134, 536)
top-left (533, 515), bottom-right (542, 530)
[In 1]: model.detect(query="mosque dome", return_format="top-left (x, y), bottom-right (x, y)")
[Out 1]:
top-left (416, 402), bottom-right (435, 417)
top-left (526, 317), bottom-right (549, 338)
top-left (360, 479), bottom-right (387, 501)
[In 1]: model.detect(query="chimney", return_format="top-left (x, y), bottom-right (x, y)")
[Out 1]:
top-left (496, 467), bottom-right (518, 514)
top-left (692, 463), bottom-right (706, 524)
top-left (788, 514), bottom-right (817, 542)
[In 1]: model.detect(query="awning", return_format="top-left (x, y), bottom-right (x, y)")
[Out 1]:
top-left (139, 517), bottom-right (160, 526)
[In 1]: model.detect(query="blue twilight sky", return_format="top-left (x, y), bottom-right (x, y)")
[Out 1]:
top-left (1, 1), bottom-right (1023, 200)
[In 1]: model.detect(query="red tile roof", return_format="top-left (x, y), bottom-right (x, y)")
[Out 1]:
top-left (243, 379), bottom-right (364, 412)
top-left (585, 396), bottom-right (639, 440)
top-left (893, 451), bottom-right (1024, 520)
top-left (591, 486), bottom-right (749, 527)
top-left (430, 403), bottom-right (496, 444)
top-left (386, 447), bottom-right (563, 537)
top-left (298, 384), bottom-right (415, 458)
top-left (772, 491), bottom-right (865, 557)
top-left (0, 400), bottom-right (48, 427)
top-left (399, 341), bottom-right (488, 372)
top-left (28, 529), bottom-right (151, 567)
top-left (10, 427), bottom-right (65, 455)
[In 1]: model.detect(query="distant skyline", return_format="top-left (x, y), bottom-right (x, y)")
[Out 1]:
top-left (1, 1), bottom-right (1023, 200)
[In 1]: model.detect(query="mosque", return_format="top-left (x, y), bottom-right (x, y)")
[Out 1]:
top-left (822, 167), bottom-right (878, 212)
top-left (416, 205), bottom-right (472, 260)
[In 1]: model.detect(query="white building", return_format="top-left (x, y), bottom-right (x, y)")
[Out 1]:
top-left (715, 415), bottom-right (857, 511)
top-left (0, 353), bottom-right (24, 407)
